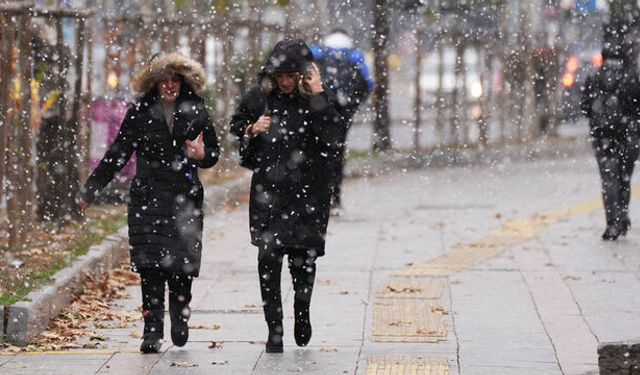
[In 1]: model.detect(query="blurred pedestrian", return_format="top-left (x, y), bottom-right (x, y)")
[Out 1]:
top-left (581, 40), bottom-right (640, 240)
top-left (79, 52), bottom-right (220, 352)
top-left (310, 29), bottom-right (373, 216)
top-left (230, 38), bottom-right (344, 353)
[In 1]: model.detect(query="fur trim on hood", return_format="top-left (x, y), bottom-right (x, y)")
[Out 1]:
top-left (130, 52), bottom-right (206, 98)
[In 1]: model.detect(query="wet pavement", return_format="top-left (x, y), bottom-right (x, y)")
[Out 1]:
top-left (2, 148), bottom-right (640, 374)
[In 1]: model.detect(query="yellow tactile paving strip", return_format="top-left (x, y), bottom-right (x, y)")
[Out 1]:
top-left (370, 189), bottom-right (636, 347)
top-left (376, 277), bottom-right (445, 300)
top-left (372, 300), bottom-right (447, 342)
top-left (395, 194), bottom-right (610, 277)
top-left (366, 355), bottom-right (449, 375)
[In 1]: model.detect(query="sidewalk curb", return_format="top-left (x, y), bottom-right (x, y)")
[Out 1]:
top-left (345, 137), bottom-right (591, 178)
top-left (2, 176), bottom-right (251, 347)
top-left (4, 227), bottom-right (129, 346)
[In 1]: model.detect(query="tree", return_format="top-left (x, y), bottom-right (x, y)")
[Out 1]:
top-left (372, 0), bottom-right (391, 152)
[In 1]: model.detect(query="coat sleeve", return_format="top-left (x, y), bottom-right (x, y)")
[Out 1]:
top-left (308, 87), bottom-right (345, 152)
top-left (230, 87), bottom-right (263, 169)
top-left (80, 106), bottom-right (138, 204)
top-left (620, 76), bottom-right (640, 119)
top-left (195, 108), bottom-right (220, 169)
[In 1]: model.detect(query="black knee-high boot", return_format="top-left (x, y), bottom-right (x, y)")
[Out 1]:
top-left (258, 246), bottom-right (284, 353)
top-left (168, 274), bottom-right (193, 347)
top-left (288, 251), bottom-right (317, 347)
top-left (140, 269), bottom-right (166, 353)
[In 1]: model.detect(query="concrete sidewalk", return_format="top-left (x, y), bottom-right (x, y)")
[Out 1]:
top-left (2, 150), bottom-right (640, 374)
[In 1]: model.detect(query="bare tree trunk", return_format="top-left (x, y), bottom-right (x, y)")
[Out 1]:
top-left (83, 15), bottom-right (94, 183)
top-left (478, 45), bottom-right (491, 146)
top-left (413, 28), bottom-right (423, 152)
top-left (460, 42), bottom-right (468, 145)
top-left (372, 0), bottom-right (391, 152)
top-left (499, 4), bottom-right (507, 143)
top-left (17, 10), bottom-right (34, 243)
top-left (3, 18), bottom-right (18, 247)
top-left (521, 2), bottom-right (537, 141)
top-left (0, 14), bottom-right (14, 206)
top-left (450, 39), bottom-right (463, 146)
top-left (73, 19), bottom-right (89, 185)
top-left (435, 35), bottom-right (444, 145)
top-left (220, 25), bottom-right (235, 140)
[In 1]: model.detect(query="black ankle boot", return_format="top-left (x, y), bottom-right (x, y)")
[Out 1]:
top-left (169, 295), bottom-right (191, 347)
top-left (266, 320), bottom-right (283, 353)
top-left (294, 302), bottom-right (312, 347)
top-left (140, 309), bottom-right (164, 353)
top-left (602, 226), bottom-right (622, 241)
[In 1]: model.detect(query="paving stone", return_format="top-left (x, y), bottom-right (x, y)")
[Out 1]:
top-left (513, 242), bottom-right (599, 372)
top-left (151, 342), bottom-right (261, 374)
top-left (97, 351), bottom-right (162, 374)
top-left (0, 353), bottom-right (111, 374)
top-left (254, 345), bottom-right (360, 374)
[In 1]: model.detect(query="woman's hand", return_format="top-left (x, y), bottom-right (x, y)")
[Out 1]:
top-left (185, 132), bottom-right (205, 160)
top-left (79, 197), bottom-right (90, 213)
top-left (248, 115), bottom-right (271, 136)
top-left (304, 63), bottom-right (324, 94)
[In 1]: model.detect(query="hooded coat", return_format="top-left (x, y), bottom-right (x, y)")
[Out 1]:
top-left (581, 48), bottom-right (640, 139)
top-left (230, 38), bottom-right (344, 256)
top-left (81, 52), bottom-right (220, 277)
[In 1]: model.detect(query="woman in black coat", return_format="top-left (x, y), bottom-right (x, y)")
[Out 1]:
top-left (80, 52), bottom-right (220, 353)
top-left (581, 42), bottom-right (640, 240)
top-left (230, 38), bottom-right (344, 353)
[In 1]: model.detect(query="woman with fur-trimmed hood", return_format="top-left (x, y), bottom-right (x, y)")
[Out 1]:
top-left (80, 52), bottom-right (220, 353)
top-left (230, 38), bottom-right (344, 353)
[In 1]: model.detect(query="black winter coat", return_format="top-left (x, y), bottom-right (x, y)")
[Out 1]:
top-left (81, 93), bottom-right (220, 276)
top-left (581, 59), bottom-right (640, 139)
top-left (230, 86), bottom-right (344, 255)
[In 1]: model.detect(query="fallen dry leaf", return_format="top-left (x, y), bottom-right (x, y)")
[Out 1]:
top-left (320, 348), bottom-right (338, 352)
top-left (208, 341), bottom-right (224, 349)
top-left (170, 361), bottom-right (199, 368)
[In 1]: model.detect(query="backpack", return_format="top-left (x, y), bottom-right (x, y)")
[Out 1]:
top-left (316, 49), bottom-right (370, 116)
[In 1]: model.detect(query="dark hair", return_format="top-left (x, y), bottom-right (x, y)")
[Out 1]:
top-left (329, 27), bottom-right (350, 36)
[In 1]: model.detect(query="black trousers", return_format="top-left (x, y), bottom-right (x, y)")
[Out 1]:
top-left (140, 269), bottom-right (193, 323)
top-left (329, 115), bottom-right (355, 206)
top-left (257, 246), bottom-right (317, 323)
top-left (593, 134), bottom-right (640, 229)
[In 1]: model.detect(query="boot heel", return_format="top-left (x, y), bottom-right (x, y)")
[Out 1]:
top-left (266, 320), bottom-right (284, 353)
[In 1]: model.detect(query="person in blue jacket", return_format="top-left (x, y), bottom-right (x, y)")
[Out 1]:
top-left (311, 29), bottom-right (373, 215)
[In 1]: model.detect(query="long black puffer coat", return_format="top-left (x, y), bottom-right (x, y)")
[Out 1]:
top-left (81, 55), bottom-right (219, 277)
top-left (231, 87), bottom-right (343, 256)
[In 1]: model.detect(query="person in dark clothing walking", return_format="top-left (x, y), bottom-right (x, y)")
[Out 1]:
top-left (310, 29), bottom-right (373, 215)
top-left (79, 52), bottom-right (220, 353)
top-left (230, 38), bottom-right (344, 353)
top-left (581, 41), bottom-right (640, 240)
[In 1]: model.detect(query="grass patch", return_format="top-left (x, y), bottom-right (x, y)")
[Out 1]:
top-left (0, 211), bottom-right (127, 306)
top-left (346, 149), bottom-right (380, 161)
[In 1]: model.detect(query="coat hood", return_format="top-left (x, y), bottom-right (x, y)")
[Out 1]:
top-left (130, 52), bottom-right (206, 98)
top-left (262, 38), bottom-right (314, 75)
